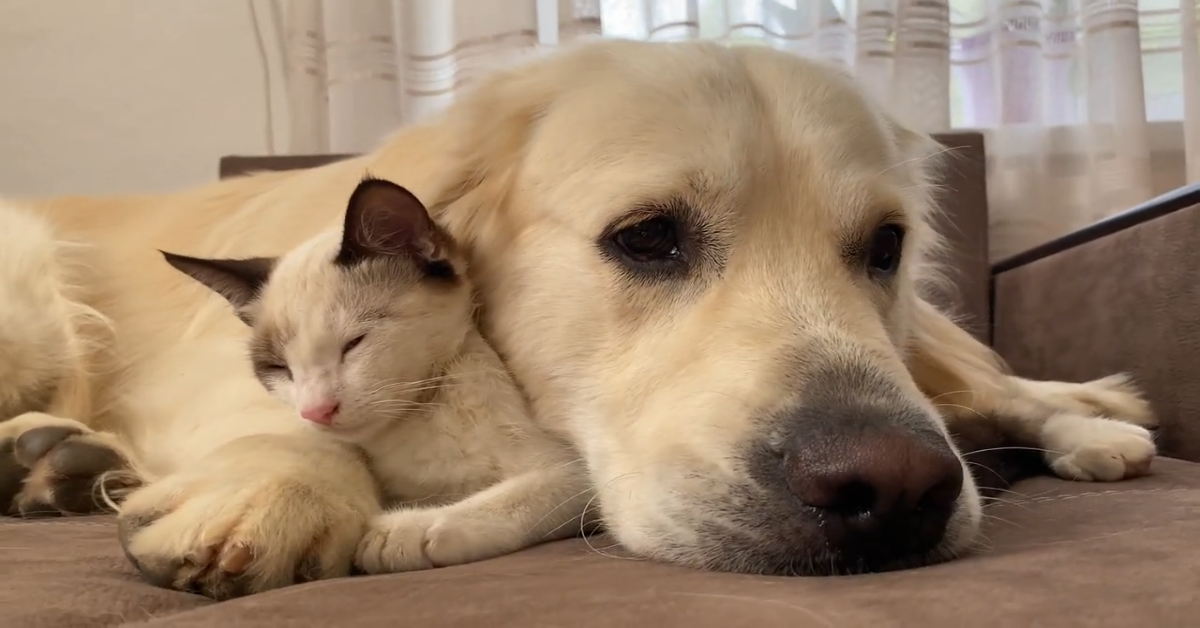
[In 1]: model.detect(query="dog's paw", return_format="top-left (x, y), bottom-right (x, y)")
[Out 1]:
top-left (0, 412), bottom-right (138, 517)
top-left (356, 508), bottom-right (481, 575)
top-left (1040, 413), bottom-right (1156, 482)
top-left (118, 456), bottom-right (371, 600)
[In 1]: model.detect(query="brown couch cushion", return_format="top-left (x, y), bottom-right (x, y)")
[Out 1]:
top-left (993, 194), bottom-right (1200, 461)
top-left (6, 458), bottom-right (1200, 627)
top-left (0, 518), bottom-right (212, 626)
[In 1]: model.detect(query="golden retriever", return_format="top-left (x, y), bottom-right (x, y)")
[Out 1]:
top-left (0, 40), bottom-right (1156, 599)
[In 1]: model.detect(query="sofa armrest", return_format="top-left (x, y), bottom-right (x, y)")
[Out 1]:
top-left (218, 154), bottom-right (354, 180)
top-left (991, 183), bottom-right (1200, 461)
top-left (928, 132), bottom-right (990, 342)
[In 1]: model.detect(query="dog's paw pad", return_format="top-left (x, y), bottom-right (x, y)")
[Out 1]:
top-left (11, 426), bottom-right (137, 517)
top-left (0, 439), bottom-right (32, 515)
top-left (14, 425), bottom-right (85, 465)
top-left (1043, 414), bottom-right (1156, 482)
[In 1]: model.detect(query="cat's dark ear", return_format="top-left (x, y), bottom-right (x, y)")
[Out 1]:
top-left (161, 251), bottom-right (275, 325)
top-left (336, 176), bottom-right (457, 279)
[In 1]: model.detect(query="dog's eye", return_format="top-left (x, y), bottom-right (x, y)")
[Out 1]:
top-left (342, 335), bottom-right (366, 356)
top-left (612, 216), bottom-right (681, 262)
top-left (867, 225), bottom-right (904, 276)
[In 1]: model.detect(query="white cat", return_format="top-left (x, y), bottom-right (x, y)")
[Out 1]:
top-left (162, 176), bottom-right (595, 574)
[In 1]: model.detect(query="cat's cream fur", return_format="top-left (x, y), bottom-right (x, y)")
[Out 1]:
top-left (161, 179), bottom-right (592, 576)
top-left (0, 40), bottom-right (1157, 599)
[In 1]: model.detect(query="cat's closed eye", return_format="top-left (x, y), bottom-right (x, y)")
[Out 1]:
top-left (342, 334), bottom-right (366, 357)
top-left (263, 363), bottom-right (292, 381)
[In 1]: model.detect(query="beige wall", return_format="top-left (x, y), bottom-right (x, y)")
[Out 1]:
top-left (0, 0), bottom-right (287, 198)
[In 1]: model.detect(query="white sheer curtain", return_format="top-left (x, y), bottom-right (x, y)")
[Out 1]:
top-left (255, 0), bottom-right (1200, 261)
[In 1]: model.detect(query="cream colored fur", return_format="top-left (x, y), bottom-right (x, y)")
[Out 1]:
top-left (166, 215), bottom-right (593, 575)
top-left (350, 331), bottom-right (594, 575)
top-left (0, 40), bottom-right (1156, 598)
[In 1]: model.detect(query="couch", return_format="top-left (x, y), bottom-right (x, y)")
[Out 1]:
top-left (5, 133), bottom-right (1199, 627)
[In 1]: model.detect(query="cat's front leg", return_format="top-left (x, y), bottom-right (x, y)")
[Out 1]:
top-left (356, 461), bottom-right (593, 574)
top-left (117, 431), bottom-right (381, 600)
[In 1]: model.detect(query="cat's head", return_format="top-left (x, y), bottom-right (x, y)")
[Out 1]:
top-left (162, 176), bottom-right (474, 439)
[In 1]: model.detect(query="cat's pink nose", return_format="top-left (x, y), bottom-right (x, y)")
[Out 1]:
top-left (300, 400), bottom-right (339, 425)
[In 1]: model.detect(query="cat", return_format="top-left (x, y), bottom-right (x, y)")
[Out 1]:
top-left (160, 176), bottom-right (596, 574)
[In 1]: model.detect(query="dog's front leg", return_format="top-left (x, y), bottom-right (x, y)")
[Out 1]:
top-left (908, 298), bottom-right (1156, 490)
top-left (117, 431), bottom-right (381, 600)
top-left (356, 461), bottom-right (593, 575)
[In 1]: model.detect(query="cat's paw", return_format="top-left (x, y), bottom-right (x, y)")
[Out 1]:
top-left (0, 412), bottom-right (138, 517)
top-left (1040, 413), bottom-right (1156, 482)
top-left (356, 508), bottom-right (482, 575)
top-left (117, 436), bottom-right (374, 600)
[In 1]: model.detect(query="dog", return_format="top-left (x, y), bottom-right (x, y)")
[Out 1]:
top-left (0, 39), bottom-right (1156, 599)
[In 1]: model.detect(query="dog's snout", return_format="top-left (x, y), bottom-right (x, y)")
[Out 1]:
top-left (781, 420), bottom-right (964, 559)
top-left (784, 428), bottom-right (963, 517)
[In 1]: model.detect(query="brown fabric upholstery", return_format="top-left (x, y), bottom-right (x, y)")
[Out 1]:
top-left (993, 202), bottom-right (1200, 461)
top-left (4, 458), bottom-right (1200, 627)
top-left (216, 133), bottom-right (993, 344)
top-left (927, 132), bottom-right (991, 342)
top-left (217, 154), bottom-right (353, 180)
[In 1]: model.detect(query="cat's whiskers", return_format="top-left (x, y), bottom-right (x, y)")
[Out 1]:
top-left (362, 381), bottom-right (457, 398)
top-left (373, 369), bottom-right (500, 388)
top-left (361, 371), bottom-right (496, 397)
top-left (366, 398), bottom-right (446, 408)
top-left (365, 401), bottom-right (449, 415)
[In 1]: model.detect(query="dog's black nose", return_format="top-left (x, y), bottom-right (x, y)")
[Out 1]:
top-left (782, 425), bottom-right (964, 559)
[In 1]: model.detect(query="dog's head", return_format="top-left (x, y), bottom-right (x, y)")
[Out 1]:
top-left (387, 40), bottom-right (985, 574)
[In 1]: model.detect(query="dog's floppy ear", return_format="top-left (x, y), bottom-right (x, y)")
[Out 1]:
top-left (334, 176), bottom-right (457, 280)
top-left (161, 251), bottom-right (275, 325)
top-left (369, 48), bottom-right (580, 248)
